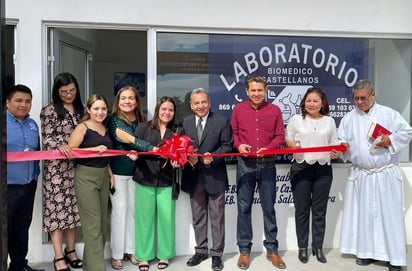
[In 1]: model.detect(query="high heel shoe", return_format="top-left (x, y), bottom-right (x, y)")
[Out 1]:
top-left (298, 248), bottom-right (308, 263)
top-left (312, 248), bottom-right (327, 263)
top-left (53, 257), bottom-right (71, 271)
top-left (64, 248), bottom-right (83, 268)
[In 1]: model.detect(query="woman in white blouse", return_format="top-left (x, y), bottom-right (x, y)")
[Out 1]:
top-left (286, 87), bottom-right (340, 264)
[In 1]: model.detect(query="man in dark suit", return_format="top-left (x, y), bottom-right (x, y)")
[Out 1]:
top-left (181, 88), bottom-right (233, 271)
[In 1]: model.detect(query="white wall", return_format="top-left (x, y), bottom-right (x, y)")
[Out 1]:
top-left (6, 0), bottom-right (412, 263)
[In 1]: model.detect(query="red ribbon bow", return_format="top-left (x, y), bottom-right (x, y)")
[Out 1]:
top-left (157, 133), bottom-right (195, 166)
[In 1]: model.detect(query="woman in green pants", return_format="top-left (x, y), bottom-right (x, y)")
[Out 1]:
top-left (134, 96), bottom-right (178, 271)
top-left (69, 94), bottom-right (113, 271)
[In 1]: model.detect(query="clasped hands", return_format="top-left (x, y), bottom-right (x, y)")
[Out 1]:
top-left (188, 152), bottom-right (213, 166)
top-left (239, 144), bottom-right (267, 157)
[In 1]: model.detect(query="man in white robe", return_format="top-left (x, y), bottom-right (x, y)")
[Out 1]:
top-left (337, 79), bottom-right (412, 271)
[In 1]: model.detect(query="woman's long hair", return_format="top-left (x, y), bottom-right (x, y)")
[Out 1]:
top-left (52, 72), bottom-right (84, 120)
top-left (81, 94), bottom-right (110, 126)
top-left (150, 96), bottom-right (176, 130)
top-left (111, 86), bottom-right (146, 125)
top-left (300, 87), bottom-right (329, 119)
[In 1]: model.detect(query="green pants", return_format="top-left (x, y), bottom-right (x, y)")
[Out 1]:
top-left (135, 183), bottom-right (176, 261)
top-left (75, 165), bottom-right (110, 271)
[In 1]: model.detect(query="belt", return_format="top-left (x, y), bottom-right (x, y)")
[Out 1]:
top-left (353, 163), bottom-right (397, 174)
top-left (244, 156), bottom-right (276, 164)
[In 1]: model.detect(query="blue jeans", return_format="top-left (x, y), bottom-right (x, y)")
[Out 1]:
top-left (236, 157), bottom-right (279, 253)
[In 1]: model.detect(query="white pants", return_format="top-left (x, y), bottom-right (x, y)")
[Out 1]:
top-left (110, 174), bottom-right (136, 259)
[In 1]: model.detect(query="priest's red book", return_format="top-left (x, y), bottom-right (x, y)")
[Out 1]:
top-left (368, 122), bottom-right (392, 139)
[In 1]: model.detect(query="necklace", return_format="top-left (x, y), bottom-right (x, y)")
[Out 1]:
top-left (307, 117), bottom-right (322, 131)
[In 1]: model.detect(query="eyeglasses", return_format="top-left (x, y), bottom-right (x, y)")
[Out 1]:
top-left (353, 92), bottom-right (373, 102)
top-left (59, 88), bottom-right (76, 96)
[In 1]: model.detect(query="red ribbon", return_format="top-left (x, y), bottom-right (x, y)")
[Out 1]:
top-left (208, 144), bottom-right (348, 157)
top-left (6, 149), bottom-right (134, 162)
top-left (6, 134), bottom-right (347, 164)
top-left (157, 134), bottom-right (195, 166)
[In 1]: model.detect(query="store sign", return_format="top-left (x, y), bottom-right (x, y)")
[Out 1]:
top-left (157, 52), bottom-right (209, 74)
top-left (208, 36), bottom-right (369, 127)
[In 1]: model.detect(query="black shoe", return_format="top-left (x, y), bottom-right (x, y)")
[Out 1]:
top-left (186, 253), bottom-right (208, 266)
top-left (312, 248), bottom-right (327, 263)
top-left (211, 256), bottom-right (224, 271)
top-left (64, 249), bottom-right (83, 269)
top-left (53, 257), bottom-right (70, 271)
top-left (298, 248), bottom-right (308, 263)
top-left (388, 264), bottom-right (402, 271)
top-left (356, 258), bottom-right (376, 266)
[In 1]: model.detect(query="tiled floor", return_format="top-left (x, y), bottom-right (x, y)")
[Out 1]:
top-left (31, 246), bottom-right (410, 271)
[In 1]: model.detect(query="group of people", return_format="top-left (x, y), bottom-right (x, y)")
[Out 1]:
top-left (6, 74), bottom-right (411, 271)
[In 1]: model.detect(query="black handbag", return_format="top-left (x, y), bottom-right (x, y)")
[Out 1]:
top-left (172, 167), bottom-right (181, 200)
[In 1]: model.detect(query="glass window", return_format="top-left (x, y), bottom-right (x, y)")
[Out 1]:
top-left (157, 33), bottom-right (210, 122)
top-left (157, 32), bottom-right (412, 161)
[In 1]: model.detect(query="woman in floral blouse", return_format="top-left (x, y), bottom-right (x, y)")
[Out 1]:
top-left (41, 73), bottom-right (84, 271)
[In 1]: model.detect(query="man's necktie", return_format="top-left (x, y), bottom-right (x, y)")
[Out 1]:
top-left (197, 118), bottom-right (203, 140)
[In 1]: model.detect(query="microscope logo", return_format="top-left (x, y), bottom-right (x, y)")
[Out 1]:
top-left (267, 85), bottom-right (312, 124)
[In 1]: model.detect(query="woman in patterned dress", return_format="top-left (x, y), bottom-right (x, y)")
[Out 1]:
top-left (41, 73), bottom-right (84, 271)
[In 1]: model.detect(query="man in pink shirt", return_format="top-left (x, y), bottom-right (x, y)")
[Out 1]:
top-left (231, 75), bottom-right (286, 270)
